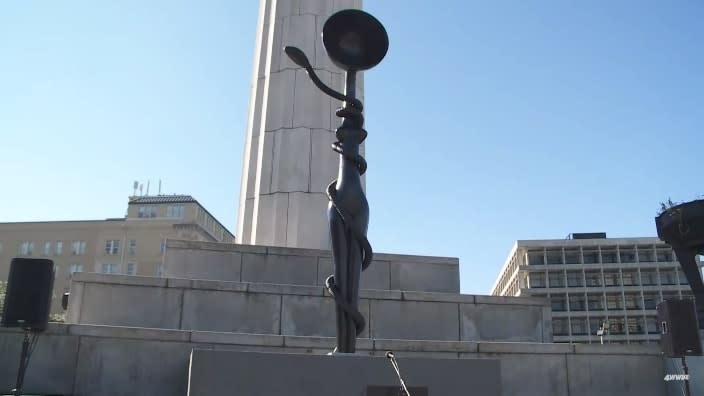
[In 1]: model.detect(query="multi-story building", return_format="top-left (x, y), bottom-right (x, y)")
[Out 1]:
top-left (0, 194), bottom-right (234, 313)
top-left (490, 233), bottom-right (702, 344)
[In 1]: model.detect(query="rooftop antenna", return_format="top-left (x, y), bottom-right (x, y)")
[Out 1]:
top-left (132, 181), bottom-right (138, 196)
top-left (146, 180), bottom-right (150, 196)
top-left (158, 179), bottom-right (162, 195)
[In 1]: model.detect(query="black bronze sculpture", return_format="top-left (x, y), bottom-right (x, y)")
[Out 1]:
top-left (285, 9), bottom-right (388, 353)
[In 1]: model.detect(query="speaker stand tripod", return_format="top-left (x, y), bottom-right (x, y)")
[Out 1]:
top-left (681, 356), bottom-right (691, 396)
top-left (13, 329), bottom-right (39, 396)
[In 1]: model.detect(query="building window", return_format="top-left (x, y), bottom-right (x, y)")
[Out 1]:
top-left (105, 240), bottom-right (121, 255)
top-left (71, 241), bottom-right (86, 255)
top-left (42, 241), bottom-right (51, 256)
top-left (624, 293), bottom-right (642, 310)
top-left (601, 248), bottom-right (617, 263)
top-left (569, 294), bottom-right (586, 311)
top-left (606, 294), bottom-right (623, 310)
top-left (126, 262), bottom-right (136, 275)
top-left (101, 263), bottom-right (118, 274)
top-left (550, 294), bottom-right (567, 311)
top-left (527, 251), bottom-right (545, 265)
top-left (138, 206), bottom-right (157, 218)
top-left (627, 318), bottom-right (644, 334)
top-left (662, 292), bottom-right (679, 303)
top-left (656, 248), bottom-right (673, 262)
top-left (637, 247), bottom-right (655, 262)
top-left (55, 241), bottom-right (63, 256)
top-left (564, 249), bottom-right (580, 264)
top-left (640, 270), bottom-right (657, 286)
top-left (546, 249), bottom-right (563, 265)
top-left (646, 317), bottom-right (659, 334)
top-left (553, 318), bottom-right (568, 336)
top-left (643, 293), bottom-right (658, 309)
top-left (69, 263), bottom-right (83, 274)
top-left (566, 271), bottom-right (584, 287)
top-left (582, 249), bottom-right (599, 264)
top-left (603, 271), bottom-right (620, 287)
top-left (166, 205), bottom-right (184, 218)
top-left (529, 273), bottom-right (545, 288)
top-left (589, 317), bottom-right (606, 335)
top-left (585, 270), bottom-right (602, 287)
top-left (128, 239), bottom-right (137, 255)
top-left (587, 294), bottom-right (604, 311)
top-left (659, 270), bottom-right (676, 285)
top-left (19, 241), bottom-right (35, 255)
top-left (610, 317), bottom-right (626, 335)
top-left (571, 318), bottom-right (588, 335)
top-left (677, 269), bottom-right (689, 285)
top-left (549, 272), bottom-right (565, 288)
top-left (619, 247), bottom-right (636, 263)
top-left (621, 270), bottom-right (639, 286)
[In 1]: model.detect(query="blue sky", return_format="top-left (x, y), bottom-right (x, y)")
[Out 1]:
top-left (1, 1), bottom-right (702, 294)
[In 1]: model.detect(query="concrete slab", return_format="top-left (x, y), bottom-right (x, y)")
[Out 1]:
top-left (0, 331), bottom-right (78, 395)
top-left (460, 303), bottom-right (545, 342)
top-left (181, 289), bottom-right (281, 334)
top-left (241, 251), bottom-right (318, 285)
top-left (566, 354), bottom-right (665, 396)
top-left (77, 283), bottom-right (182, 329)
top-left (74, 337), bottom-right (192, 396)
top-left (162, 240), bottom-right (462, 293)
top-left (187, 350), bottom-right (502, 396)
top-left (370, 300), bottom-right (459, 340)
top-left (281, 294), bottom-right (370, 338)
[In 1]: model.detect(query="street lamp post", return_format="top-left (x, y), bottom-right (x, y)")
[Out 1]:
top-left (285, 9), bottom-right (388, 353)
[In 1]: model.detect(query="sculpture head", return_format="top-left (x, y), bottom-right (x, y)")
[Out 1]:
top-left (322, 9), bottom-right (389, 71)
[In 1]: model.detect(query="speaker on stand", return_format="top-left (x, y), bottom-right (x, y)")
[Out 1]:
top-left (657, 298), bottom-right (702, 396)
top-left (1, 258), bottom-right (55, 396)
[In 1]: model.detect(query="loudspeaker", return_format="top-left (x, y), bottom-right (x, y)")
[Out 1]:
top-left (1, 258), bottom-right (55, 331)
top-left (657, 298), bottom-right (702, 357)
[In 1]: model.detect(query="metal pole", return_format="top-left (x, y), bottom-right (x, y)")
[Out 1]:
top-left (14, 331), bottom-right (31, 396)
top-left (681, 356), bottom-right (691, 396)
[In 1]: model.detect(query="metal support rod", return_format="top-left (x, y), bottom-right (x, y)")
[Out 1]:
top-left (386, 352), bottom-right (411, 396)
top-left (681, 356), bottom-right (691, 396)
top-left (14, 331), bottom-right (31, 396)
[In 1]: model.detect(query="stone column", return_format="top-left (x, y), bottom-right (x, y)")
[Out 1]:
top-left (237, 0), bottom-right (363, 249)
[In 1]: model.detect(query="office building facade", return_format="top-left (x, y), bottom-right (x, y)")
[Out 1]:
top-left (0, 195), bottom-right (234, 313)
top-left (491, 233), bottom-right (702, 344)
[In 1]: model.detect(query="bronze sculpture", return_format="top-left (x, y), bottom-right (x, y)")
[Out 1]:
top-left (285, 9), bottom-right (388, 353)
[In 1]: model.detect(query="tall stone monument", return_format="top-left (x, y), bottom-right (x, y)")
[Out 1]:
top-left (236, 0), bottom-right (363, 250)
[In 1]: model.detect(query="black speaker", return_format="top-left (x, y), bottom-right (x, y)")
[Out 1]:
top-left (1, 258), bottom-right (55, 331)
top-left (657, 298), bottom-right (702, 357)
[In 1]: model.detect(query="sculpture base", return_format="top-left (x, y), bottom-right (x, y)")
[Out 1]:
top-left (187, 349), bottom-right (501, 396)
top-left (365, 386), bottom-right (428, 396)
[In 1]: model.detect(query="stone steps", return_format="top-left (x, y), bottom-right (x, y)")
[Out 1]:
top-left (162, 239), bottom-right (460, 293)
top-left (0, 324), bottom-right (667, 396)
top-left (67, 272), bottom-right (551, 343)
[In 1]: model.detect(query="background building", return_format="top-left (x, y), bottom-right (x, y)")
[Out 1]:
top-left (0, 194), bottom-right (234, 313)
top-left (491, 233), bottom-right (703, 344)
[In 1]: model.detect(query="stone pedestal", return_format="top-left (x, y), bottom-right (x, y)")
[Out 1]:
top-left (237, 0), bottom-right (364, 250)
top-left (187, 350), bottom-right (501, 396)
